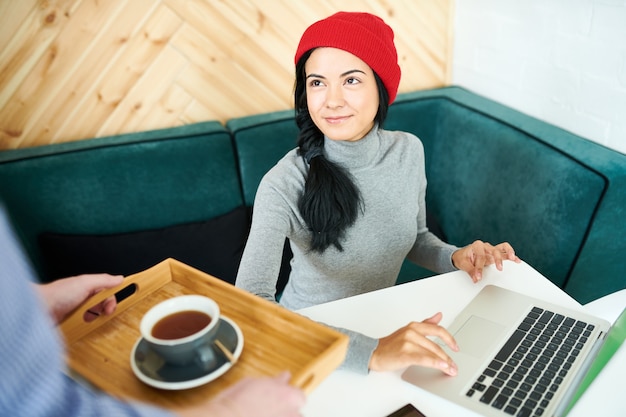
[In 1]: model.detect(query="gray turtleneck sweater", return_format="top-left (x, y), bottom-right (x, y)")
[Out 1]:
top-left (236, 126), bottom-right (458, 373)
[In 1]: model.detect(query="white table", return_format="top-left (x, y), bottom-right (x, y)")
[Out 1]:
top-left (298, 261), bottom-right (625, 417)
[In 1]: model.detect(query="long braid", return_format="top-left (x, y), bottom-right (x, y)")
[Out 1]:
top-left (294, 50), bottom-right (389, 253)
top-left (294, 52), bottom-right (361, 252)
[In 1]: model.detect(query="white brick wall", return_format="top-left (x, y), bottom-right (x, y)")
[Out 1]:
top-left (453, 0), bottom-right (626, 154)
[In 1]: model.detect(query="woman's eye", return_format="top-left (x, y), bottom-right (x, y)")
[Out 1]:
top-left (346, 77), bottom-right (360, 85)
top-left (309, 79), bottom-right (323, 87)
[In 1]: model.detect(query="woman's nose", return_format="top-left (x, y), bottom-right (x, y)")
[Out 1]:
top-left (325, 85), bottom-right (345, 108)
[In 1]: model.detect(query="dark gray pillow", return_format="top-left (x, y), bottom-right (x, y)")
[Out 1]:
top-left (38, 206), bottom-right (251, 285)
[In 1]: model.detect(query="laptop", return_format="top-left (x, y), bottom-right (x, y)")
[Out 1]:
top-left (401, 285), bottom-right (625, 417)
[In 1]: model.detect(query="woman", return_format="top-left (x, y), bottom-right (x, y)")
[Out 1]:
top-left (236, 11), bottom-right (520, 375)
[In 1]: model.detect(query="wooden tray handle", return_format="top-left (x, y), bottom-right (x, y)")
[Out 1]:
top-left (291, 369), bottom-right (318, 393)
top-left (59, 259), bottom-right (173, 343)
top-left (290, 361), bottom-right (334, 394)
top-left (290, 339), bottom-right (348, 394)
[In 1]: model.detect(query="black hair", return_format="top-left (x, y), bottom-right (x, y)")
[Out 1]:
top-left (294, 49), bottom-right (390, 252)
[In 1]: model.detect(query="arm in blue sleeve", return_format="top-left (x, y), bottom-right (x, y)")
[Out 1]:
top-left (0, 206), bottom-right (174, 417)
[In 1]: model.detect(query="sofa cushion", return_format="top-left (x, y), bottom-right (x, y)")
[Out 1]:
top-left (228, 110), bottom-right (299, 206)
top-left (434, 101), bottom-right (604, 289)
top-left (38, 206), bottom-right (250, 284)
top-left (388, 92), bottom-right (606, 289)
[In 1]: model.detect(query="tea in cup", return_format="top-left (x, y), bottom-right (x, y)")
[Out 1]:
top-left (140, 295), bottom-right (220, 367)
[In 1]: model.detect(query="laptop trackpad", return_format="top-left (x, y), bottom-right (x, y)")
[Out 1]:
top-left (454, 315), bottom-right (505, 358)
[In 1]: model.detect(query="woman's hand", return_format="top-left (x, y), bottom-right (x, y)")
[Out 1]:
top-left (35, 274), bottom-right (124, 325)
top-left (369, 312), bottom-right (459, 375)
top-left (452, 240), bottom-right (521, 283)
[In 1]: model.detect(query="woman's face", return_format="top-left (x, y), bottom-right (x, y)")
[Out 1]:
top-left (305, 47), bottom-right (380, 142)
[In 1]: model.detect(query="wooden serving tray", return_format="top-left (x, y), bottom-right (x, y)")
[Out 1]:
top-left (60, 258), bottom-right (348, 408)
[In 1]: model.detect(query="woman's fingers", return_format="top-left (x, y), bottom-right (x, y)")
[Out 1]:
top-left (453, 241), bottom-right (522, 282)
top-left (370, 316), bottom-right (459, 375)
top-left (405, 322), bottom-right (458, 375)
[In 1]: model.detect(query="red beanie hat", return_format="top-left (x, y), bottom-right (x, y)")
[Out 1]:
top-left (294, 11), bottom-right (401, 105)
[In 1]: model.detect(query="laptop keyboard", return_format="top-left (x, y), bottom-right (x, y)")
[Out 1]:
top-left (465, 307), bottom-right (595, 417)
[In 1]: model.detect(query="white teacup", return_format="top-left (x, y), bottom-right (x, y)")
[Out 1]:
top-left (140, 295), bottom-right (220, 366)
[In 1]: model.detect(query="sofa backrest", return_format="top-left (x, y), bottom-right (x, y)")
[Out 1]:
top-left (0, 122), bottom-right (248, 283)
top-left (387, 87), bottom-right (626, 302)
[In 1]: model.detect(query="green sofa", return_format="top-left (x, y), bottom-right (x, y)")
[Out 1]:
top-left (1, 86), bottom-right (624, 304)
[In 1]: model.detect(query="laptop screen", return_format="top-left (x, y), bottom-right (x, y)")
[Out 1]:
top-left (564, 308), bottom-right (626, 415)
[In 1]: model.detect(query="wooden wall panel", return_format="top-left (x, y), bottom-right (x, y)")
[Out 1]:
top-left (0, 0), bottom-right (454, 150)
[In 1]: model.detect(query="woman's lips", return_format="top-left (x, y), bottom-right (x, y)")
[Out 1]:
top-left (324, 115), bottom-right (351, 124)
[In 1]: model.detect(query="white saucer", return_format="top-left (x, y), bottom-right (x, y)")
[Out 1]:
top-left (130, 315), bottom-right (243, 390)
